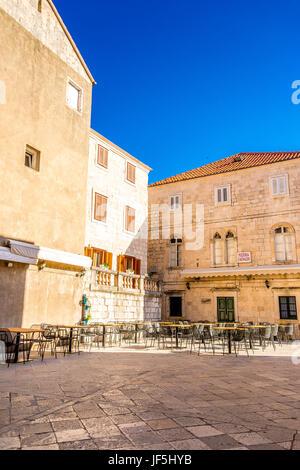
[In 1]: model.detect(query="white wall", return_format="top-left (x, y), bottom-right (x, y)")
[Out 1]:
top-left (85, 132), bottom-right (150, 274)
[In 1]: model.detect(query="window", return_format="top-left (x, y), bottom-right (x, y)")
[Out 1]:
top-left (97, 145), bottom-right (108, 168)
top-left (271, 175), bottom-right (288, 196)
top-left (125, 206), bottom-right (136, 233)
top-left (169, 238), bottom-right (182, 268)
top-left (94, 193), bottom-right (108, 223)
top-left (25, 145), bottom-right (40, 171)
top-left (118, 255), bottom-right (141, 274)
top-left (170, 297), bottom-right (183, 317)
top-left (226, 232), bottom-right (236, 265)
top-left (215, 185), bottom-right (231, 204)
top-left (274, 226), bottom-right (293, 262)
top-left (126, 162), bottom-right (136, 184)
top-left (170, 195), bottom-right (181, 211)
top-left (213, 233), bottom-right (222, 265)
top-left (66, 80), bottom-right (82, 112)
top-left (279, 296), bottom-right (297, 320)
top-left (85, 247), bottom-right (113, 269)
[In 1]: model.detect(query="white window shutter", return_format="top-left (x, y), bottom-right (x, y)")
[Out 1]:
top-left (67, 83), bottom-right (80, 111)
top-left (214, 239), bottom-right (222, 265)
top-left (170, 245), bottom-right (177, 267)
top-left (226, 238), bottom-right (235, 264)
top-left (279, 176), bottom-right (287, 194)
top-left (285, 235), bottom-right (293, 261)
top-left (275, 234), bottom-right (286, 261)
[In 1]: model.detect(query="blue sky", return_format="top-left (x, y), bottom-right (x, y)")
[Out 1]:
top-left (54, 0), bottom-right (300, 184)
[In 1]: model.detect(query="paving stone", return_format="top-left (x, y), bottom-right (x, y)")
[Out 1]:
top-left (157, 427), bottom-right (195, 442)
top-left (199, 434), bottom-right (242, 450)
top-left (186, 425), bottom-right (223, 438)
top-left (51, 419), bottom-right (84, 432)
top-left (95, 435), bottom-right (133, 449)
top-left (128, 431), bottom-right (166, 446)
top-left (0, 437), bottom-right (21, 450)
top-left (21, 432), bottom-right (56, 448)
top-left (229, 432), bottom-right (272, 446)
top-left (55, 428), bottom-right (90, 443)
top-left (171, 439), bottom-right (211, 450)
top-left (173, 416), bottom-right (206, 427)
top-left (147, 418), bottom-right (179, 430)
top-left (59, 440), bottom-right (98, 450)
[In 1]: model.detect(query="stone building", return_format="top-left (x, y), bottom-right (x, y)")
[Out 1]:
top-left (83, 130), bottom-right (162, 323)
top-left (148, 152), bottom-right (300, 324)
top-left (0, 0), bottom-right (94, 327)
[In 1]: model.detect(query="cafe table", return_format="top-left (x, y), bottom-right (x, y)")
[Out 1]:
top-left (0, 328), bottom-right (43, 363)
top-left (57, 325), bottom-right (90, 353)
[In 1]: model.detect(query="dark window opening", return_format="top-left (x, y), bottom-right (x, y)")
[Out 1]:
top-left (170, 297), bottom-right (182, 317)
top-left (279, 296), bottom-right (297, 320)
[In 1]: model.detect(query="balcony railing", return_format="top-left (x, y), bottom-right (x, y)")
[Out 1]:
top-left (90, 267), bottom-right (161, 294)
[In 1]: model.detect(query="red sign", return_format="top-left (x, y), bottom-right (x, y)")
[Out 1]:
top-left (238, 252), bottom-right (252, 263)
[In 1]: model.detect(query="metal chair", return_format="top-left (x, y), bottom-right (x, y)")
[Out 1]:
top-left (0, 331), bottom-right (34, 366)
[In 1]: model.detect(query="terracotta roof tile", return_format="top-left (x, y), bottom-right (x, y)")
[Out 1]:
top-left (149, 152), bottom-right (300, 187)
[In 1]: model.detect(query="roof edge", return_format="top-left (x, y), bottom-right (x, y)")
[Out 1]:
top-left (48, 0), bottom-right (96, 85)
top-left (90, 129), bottom-right (152, 172)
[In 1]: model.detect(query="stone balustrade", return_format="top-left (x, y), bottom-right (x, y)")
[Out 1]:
top-left (90, 268), bottom-right (161, 294)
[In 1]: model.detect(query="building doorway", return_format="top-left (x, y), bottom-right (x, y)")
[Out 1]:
top-left (217, 297), bottom-right (235, 322)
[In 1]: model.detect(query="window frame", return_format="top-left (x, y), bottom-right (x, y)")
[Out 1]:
top-left (66, 78), bottom-right (83, 114)
top-left (215, 185), bottom-right (231, 205)
top-left (125, 162), bottom-right (136, 185)
top-left (25, 145), bottom-right (40, 172)
top-left (270, 174), bottom-right (289, 197)
top-left (274, 226), bottom-right (294, 262)
top-left (124, 205), bottom-right (136, 234)
top-left (169, 238), bottom-right (183, 268)
top-left (96, 144), bottom-right (109, 169)
top-left (93, 192), bottom-right (108, 225)
top-left (169, 194), bottom-right (182, 211)
top-left (279, 296), bottom-right (297, 320)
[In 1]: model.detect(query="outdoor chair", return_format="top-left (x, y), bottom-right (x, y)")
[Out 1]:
top-left (80, 326), bottom-right (103, 351)
top-left (144, 324), bottom-right (158, 348)
top-left (120, 324), bottom-right (135, 345)
top-left (0, 331), bottom-right (34, 366)
top-left (190, 325), bottom-right (206, 355)
top-left (29, 326), bottom-right (58, 361)
top-left (55, 328), bottom-right (70, 357)
top-left (158, 326), bottom-right (172, 349)
top-left (231, 329), bottom-right (250, 357)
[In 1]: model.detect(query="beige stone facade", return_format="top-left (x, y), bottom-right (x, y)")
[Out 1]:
top-left (148, 158), bottom-right (300, 324)
top-left (0, 1), bottom-right (94, 327)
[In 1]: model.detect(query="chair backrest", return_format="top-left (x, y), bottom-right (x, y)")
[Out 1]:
top-left (271, 324), bottom-right (279, 336)
top-left (264, 326), bottom-right (272, 339)
top-left (0, 331), bottom-right (14, 345)
top-left (287, 325), bottom-right (295, 336)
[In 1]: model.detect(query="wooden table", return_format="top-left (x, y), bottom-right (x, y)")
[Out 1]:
top-left (0, 328), bottom-right (43, 363)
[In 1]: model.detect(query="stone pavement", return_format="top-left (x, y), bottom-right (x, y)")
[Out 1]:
top-left (1, 345), bottom-right (300, 450)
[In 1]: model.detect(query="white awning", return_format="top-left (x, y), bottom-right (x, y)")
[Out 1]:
top-left (0, 247), bottom-right (38, 265)
top-left (182, 265), bottom-right (300, 279)
top-left (7, 240), bottom-right (92, 269)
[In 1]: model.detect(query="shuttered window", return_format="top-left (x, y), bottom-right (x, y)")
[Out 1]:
top-left (271, 175), bottom-right (288, 196)
top-left (118, 255), bottom-right (141, 274)
top-left (169, 239), bottom-right (182, 267)
top-left (214, 233), bottom-right (223, 265)
top-left (126, 163), bottom-right (136, 184)
top-left (216, 186), bottom-right (230, 204)
top-left (67, 81), bottom-right (82, 112)
top-left (85, 247), bottom-right (113, 269)
top-left (125, 206), bottom-right (135, 232)
top-left (226, 232), bottom-right (236, 265)
top-left (170, 195), bottom-right (181, 211)
top-left (274, 227), bottom-right (293, 261)
top-left (97, 145), bottom-right (108, 168)
top-left (94, 193), bottom-right (108, 223)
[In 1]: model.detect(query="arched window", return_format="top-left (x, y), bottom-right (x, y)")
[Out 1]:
top-left (226, 232), bottom-right (236, 265)
top-left (274, 226), bottom-right (294, 262)
top-left (213, 233), bottom-right (222, 265)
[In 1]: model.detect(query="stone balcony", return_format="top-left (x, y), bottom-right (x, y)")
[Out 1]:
top-left (89, 267), bottom-right (161, 295)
